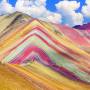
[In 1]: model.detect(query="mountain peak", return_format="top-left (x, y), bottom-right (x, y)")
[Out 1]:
top-left (73, 23), bottom-right (90, 30)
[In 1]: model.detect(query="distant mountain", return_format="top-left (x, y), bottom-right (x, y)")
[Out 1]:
top-left (0, 12), bottom-right (90, 87)
top-left (73, 23), bottom-right (90, 30)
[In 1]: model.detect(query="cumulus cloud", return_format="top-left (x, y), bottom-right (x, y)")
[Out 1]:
top-left (0, 0), bottom-right (14, 15)
top-left (0, 0), bottom-right (84, 26)
top-left (0, 0), bottom-right (62, 23)
top-left (46, 13), bottom-right (62, 23)
top-left (82, 0), bottom-right (90, 17)
top-left (15, 0), bottom-right (62, 23)
top-left (56, 0), bottom-right (84, 26)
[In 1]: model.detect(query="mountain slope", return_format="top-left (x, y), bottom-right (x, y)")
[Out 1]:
top-left (0, 12), bottom-right (31, 41)
top-left (0, 12), bottom-right (90, 89)
top-left (0, 64), bottom-right (38, 90)
top-left (7, 61), bottom-right (90, 90)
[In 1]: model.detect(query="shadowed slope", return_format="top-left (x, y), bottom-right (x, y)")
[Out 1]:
top-left (0, 12), bottom-right (31, 41)
top-left (74, 23), bottom-right (90, 30)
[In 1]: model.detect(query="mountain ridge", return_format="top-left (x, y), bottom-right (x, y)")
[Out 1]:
top-left (74, 23), bottom-right (90, 30)
top-left (0, 12), bottom-right (90, 89)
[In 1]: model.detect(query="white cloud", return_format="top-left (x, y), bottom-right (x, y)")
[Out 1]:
top-left (0, 0), bottom-right (84, 26)
top-left (56, 0), bottom-right (84, 26)
top-left (56, 0), bottom-right (80, 10)
top-left (15, 0), bottom-right (62, 23)
top-left (0, 0), bottom-right (62, 23)
top-left (82, 0), bottom-right (90, 17)
top-left (0, 0), bottom-right (14, 15)
top-left (46, 13), bottom-right (62, 23)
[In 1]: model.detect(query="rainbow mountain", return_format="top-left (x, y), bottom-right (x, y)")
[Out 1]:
top-left (0, 12), bottom-right (90, 90)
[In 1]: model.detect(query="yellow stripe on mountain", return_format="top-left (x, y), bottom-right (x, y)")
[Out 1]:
top-left (7, 61), bottom-right (90, 90)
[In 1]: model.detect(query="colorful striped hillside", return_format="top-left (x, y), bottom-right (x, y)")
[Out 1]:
top-left (0, 12), bottom-right (90, 90)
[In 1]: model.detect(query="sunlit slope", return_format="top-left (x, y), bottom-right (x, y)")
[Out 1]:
top-left (0, 13), bottom-right (90, 83)
top-left (0, 61), bottom-right (90, 90)
top-left (6, 61), bottom-right (90, 90)
top-left (0, 64), bottom-right (40, 90)
top-left (0, 12), bottom-right (90, 84)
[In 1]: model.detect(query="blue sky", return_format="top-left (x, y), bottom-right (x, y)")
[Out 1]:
top-left (0, 0), bottom-right (90, 26)
top-left (8, 0), bottom-right (85, 12)
top-left (8, 0), bottom-right (17, 6)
